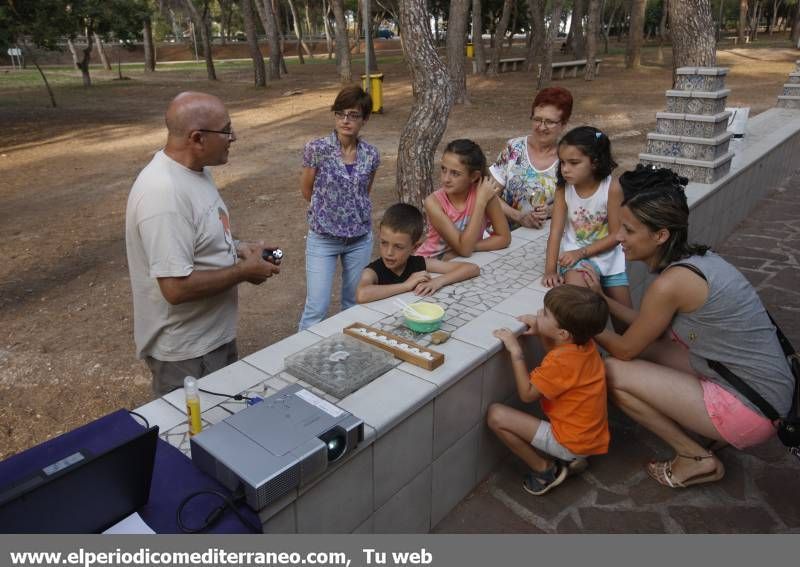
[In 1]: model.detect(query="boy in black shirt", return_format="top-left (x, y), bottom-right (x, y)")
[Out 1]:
top-left (356, 203), bottom-right (480, 303)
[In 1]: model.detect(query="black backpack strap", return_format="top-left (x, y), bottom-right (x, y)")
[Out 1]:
top-left (767, 311), bottom-right (796, 359)
top-left (765, 312), bottom-right (800, 419)
top-left (707, 359), bottom-right (781, 422)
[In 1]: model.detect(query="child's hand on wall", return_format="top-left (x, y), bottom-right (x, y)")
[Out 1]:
top-left (516, 314), bottom-right (539, 336)
top-left (406, 270), bottom-right (431, 290)
top-left (541, 272), bottom-right (562, 288)
top-left (413, 278), bottom-right (442, 296)
top-left (493, 328), bottom-right (521, 355)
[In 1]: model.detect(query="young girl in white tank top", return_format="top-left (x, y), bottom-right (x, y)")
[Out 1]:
top-left (543, 126), bottom-right (632, 313)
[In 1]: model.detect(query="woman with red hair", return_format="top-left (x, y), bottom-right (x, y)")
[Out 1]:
top-left (489, 87), bottom-right (573, 229)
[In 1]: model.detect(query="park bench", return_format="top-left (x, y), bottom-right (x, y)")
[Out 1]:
top-left (551, 58), bottom-right (602, 78)
top-left (723, 35), bottom-right (751, 46)
top-left (472, 56), bottom-right (526, 73)
top-left (473, 57), bottom-right (602, 79)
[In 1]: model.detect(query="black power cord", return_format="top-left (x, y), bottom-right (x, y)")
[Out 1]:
top-left (198, 388), bottom-right (257, 402)
top-left (176, 489), bottom-right (261, 534)
top-left (128, 410), bottom-right (150, 429)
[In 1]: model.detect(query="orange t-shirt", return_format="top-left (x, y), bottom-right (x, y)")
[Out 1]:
top-left (529, 340), bottom-right (609, 456)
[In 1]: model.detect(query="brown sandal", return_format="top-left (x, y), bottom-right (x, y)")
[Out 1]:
top-left (646, 453), bottom-right (725, 488)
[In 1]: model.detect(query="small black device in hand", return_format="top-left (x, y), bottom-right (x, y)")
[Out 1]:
top-left (262, 248), bottom-right (283, 265)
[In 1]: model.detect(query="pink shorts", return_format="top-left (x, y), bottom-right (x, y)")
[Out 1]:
top-left (701, 378), bottom-right (776, 449)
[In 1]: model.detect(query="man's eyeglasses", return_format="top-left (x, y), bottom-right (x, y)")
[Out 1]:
top-left (334, 111), bottom-right (364, 121)
top-left (197, 128), bottom-right (235, 140)
top-left (530, 117), bottom-right (562, 129)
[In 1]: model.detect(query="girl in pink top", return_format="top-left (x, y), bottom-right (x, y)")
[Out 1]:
top-left (418, 139), bottom-right (511, 259)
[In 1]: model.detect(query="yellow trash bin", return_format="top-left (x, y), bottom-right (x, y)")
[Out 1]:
top-left (466, 43), bottom-right (474, 58)
top-left (361, 73), bottom-right (384, 114)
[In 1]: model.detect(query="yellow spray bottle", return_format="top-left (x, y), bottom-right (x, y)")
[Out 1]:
top-left (184, 376), bottom-right (202, 436)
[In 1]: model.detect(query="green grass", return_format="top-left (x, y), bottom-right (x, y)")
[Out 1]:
top-left (0, 53), bottom-right (407, 92)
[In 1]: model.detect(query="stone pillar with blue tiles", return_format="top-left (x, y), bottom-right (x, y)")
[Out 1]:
top-left (639, 67), bottom-right (734, 184)
top-left (776, 60), bottom-right (800, 110)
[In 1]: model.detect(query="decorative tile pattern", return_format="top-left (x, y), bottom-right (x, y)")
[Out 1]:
top-left (675, 74), bottom-right (726, 92)
top-left (656, 117), bottom-right (680, 135)
top-left (667, 95), bottom-right (728, 115)
top-left (651, 72), bottom-right (734, 184)
top-left (777, 96), bottom-right (800, 109)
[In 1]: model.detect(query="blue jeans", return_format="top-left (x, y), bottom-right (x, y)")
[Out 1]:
top-left (298, 230), bottom-right (373, 331)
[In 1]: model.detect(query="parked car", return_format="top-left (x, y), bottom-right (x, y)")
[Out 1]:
top-left (376, 28), bottom-right (394, 39)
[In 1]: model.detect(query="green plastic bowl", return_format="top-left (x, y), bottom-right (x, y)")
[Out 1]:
top-left (403, 302), bottom-right (445, 333)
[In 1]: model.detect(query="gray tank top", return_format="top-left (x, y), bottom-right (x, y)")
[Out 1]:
top-left (668, 252), bottom-right (793, 417)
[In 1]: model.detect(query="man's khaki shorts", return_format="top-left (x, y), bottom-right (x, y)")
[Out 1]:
top-left (146, 340), bottom-right (238, 396)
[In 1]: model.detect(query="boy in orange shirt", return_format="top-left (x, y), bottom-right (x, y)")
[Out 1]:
top-left (488, 285), bottom-right (610, 495)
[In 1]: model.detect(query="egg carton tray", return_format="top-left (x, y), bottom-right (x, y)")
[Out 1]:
top-left (284, 333), bottom-right (396, 398)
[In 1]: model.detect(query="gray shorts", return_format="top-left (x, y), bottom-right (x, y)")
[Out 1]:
top-left (145, 340), bottom-right (238, 396)
top-left (530, 420), bottom-right (582, 462)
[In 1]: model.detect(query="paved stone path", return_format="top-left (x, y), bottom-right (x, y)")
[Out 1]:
top-left (434, 168), bottom-right (800, 534)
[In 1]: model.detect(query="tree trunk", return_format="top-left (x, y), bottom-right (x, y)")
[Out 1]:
top-left (738, 0), bottom-right (749, 41)
top-left (323, 0), bottom-right (334, 59)
top-left (332, 0), bottom-right (352, 82)
top-left (241, 0), bottom-right (267, 86)
top-left (472, 0), bottom-right (487, 74)
top-left (602, 0), bottom-right (620, 53)
top-left (396, 0), bottom-right (454, 209)
top-left (23, 44), bottom-right (57, 108)
top-left (571, 0), bottom-right (586, 58)
top-left (585, 0), bottom-right (600, 80)
top-left (219, 0), bottom-right (234, 43)
top-left (526, 0), bottom-right (546, 72)
top-left (274, 0), bottom-right (289, 74)
top-left (67, 36), bottom-right (93, 87)
top-left (539, 0), bottom-right (563, 88)
top-left (305, 0), bottom-right (314, 40)
top-left (626, 0), bottom-right (646, 69)
top-left (255, 0), bottom-right (283, 78)
top-left (93, 33), bottom-right (112, 71)
top-left (489, 0), bottom-right (514, 75)
top-left (507, 0), bottom-right (518, 49)
top-left (669, 0), bottom-right (716, 86)
top-left (447, 0), bottom-right (470, 104)
top-left (657, 0), bottom-right (668, 62)
top-left (753, 0), bottom-right (764, 41)
top-left (184, 0), bottom-right (217, 80)
top-left (169, 8), bottom-right (184, 43)
top-left (793, 1), bottom-right (800, 44)
top-left (365, 6), bottom-right (379, 73)
top-left (143, 15), bottom-right (157, 73)
top-left (286, 0), bottom-right (312, 62)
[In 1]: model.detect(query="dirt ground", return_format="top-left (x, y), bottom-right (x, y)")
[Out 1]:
top-left (1, 44), bottom-right (797, 459)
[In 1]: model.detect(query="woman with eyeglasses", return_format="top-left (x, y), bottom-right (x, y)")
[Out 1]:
top-left (298, 86), bottom-right (380, 330)
top-left (489, 87), bottom-right (573, 230)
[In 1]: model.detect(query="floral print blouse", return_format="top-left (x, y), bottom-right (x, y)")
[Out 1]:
top-left (303, 131), bottom-right (380, 238)
top-left (489, 136), bottom-right (559, 229)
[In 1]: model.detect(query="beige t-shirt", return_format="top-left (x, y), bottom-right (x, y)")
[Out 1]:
top-left (125, 150), bottom-right (238, 361)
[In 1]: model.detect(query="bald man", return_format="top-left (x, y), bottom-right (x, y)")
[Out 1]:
top-left (126, 92), bottom-right (279, 395)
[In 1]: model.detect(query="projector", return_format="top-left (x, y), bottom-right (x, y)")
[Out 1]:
top-left (190, 384), bottom-right (363, 511)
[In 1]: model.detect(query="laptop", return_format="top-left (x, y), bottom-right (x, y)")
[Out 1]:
top-left (0, 426), bottom-right (159, 533)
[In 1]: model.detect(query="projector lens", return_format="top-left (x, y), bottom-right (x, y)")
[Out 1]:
top-left (320, 429), bottom-right (347, 462)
